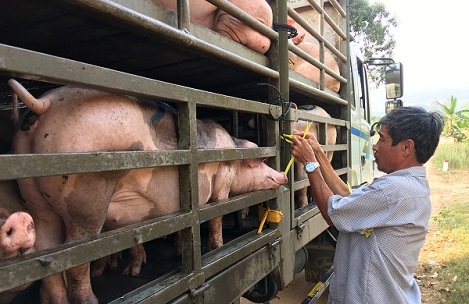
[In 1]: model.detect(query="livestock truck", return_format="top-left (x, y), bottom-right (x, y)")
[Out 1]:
top-left (0, 0), bottom-right (402, 303)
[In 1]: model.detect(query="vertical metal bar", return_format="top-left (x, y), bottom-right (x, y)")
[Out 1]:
top-left (177, 101), bottom-right (202, 279)
top-left (319, 0), bottom-right (326, 91)
top-left (344, 0), bottom-right (352, 182)
top-left (273, 0), bottom-right (293, 230)
top-left (177, 0), bottom-right (191, 30)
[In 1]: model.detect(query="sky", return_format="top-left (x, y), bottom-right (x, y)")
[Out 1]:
top-left (368, 0), bottom-right (469, 115)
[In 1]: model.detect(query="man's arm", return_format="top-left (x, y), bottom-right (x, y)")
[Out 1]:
top-left (297, 131), bottom-right (351, 197)
top-left (291, 135), bottom-right (334, 226)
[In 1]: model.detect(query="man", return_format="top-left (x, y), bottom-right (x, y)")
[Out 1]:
top-left (291, 107), bottom-right (444, 303)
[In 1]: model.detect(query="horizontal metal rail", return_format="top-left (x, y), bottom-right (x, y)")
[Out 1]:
top-left (205, 0), bottom-right (279, 40)
top-left (306, 0), bottom-right (346, 40)
top-left (63, 0), bottom-right (279, 79)
top-left (289, 42), bottom-right (346, 84)
top-left (0, 147), bottom-right (277, 180)
top-left (287, 6), bottom-right (346, 63)
top-left (0, 44), bottom-right (278, 113)
top-left (289, 77), bottom-right (348, 105)
top-left (329, 0), bottom-right (347, 18)
top-left (0, 212), bottom-right (188, 292)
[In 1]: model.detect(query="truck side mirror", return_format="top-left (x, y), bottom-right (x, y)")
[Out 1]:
top-left (385, 63), bottom-right (403, 99)
top-left (385, 99), bottom-right (403, 113)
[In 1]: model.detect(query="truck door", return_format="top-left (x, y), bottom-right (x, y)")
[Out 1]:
top-left (349, 45), bottom-right (374, 186)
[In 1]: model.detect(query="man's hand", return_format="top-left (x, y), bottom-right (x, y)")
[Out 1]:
top-left (291, 133), bottom-right (317, 165)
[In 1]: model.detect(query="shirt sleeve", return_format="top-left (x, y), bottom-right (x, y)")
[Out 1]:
top-left (327, 179), bottom-right (392, 232)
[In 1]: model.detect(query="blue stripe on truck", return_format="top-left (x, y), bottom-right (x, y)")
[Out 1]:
top-left (351, 126), bottom-right (369, 141)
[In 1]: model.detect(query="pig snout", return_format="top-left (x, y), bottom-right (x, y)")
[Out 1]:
top-left (0, 212), bottom-right (36, 259)
top-left (258, 161), bottom-right (288, 190)
top-left (269, 170), bottom-right (288, 188)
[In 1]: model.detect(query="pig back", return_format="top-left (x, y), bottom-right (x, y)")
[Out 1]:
top-left (14, 86), bottom-right (177, 155)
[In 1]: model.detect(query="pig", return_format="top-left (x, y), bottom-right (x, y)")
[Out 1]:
top-left (287, 18), bottom-right (341, 92)
top-left (0, 180), bottom-right (35, 259)
top-left (0, 180), bottom-right (36, 304)
top-left (90, 243), bottom-right (146, 277)
top-left (0, 107), bottom-right (17, 154)
top-left (289, 41), bottom-right (341, 92)
top-left (293, 104), bottom-right (337, 208)
top-left (153, 0), bottom-right (273, 54)
top-left (8, 79), bottom-right (287, 303)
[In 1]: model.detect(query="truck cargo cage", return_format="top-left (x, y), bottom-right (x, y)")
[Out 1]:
top-left (0, 0), bottom-right (357, 303)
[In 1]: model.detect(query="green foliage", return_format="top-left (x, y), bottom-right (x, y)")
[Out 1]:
top-left (433, 202), bottom-right (469, 231)
top-left (442, 258), bottom-right (469, 304)
top-left (350, 0), bottom-right (397, 86)
top-left (437, 96), bottom-right (469, 141)
top-left (431, 142), bottom-right (469, 170)
top-left (370, 115), bottom-right (381, 124)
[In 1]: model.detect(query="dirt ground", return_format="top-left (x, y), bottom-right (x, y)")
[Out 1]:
top-left (416, 161), bottom-right (469, 303)
top-left (241, 160), bottom-right (467, 304)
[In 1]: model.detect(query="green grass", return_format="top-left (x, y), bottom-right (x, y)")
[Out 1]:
top-left (431, 141), bottom-right (469, 170)
top-left (440, 257), bottom-right (469, 304)
top-left (430, 202), bottom-right (469, 303)
top-left (433, 202), bottom-right (469, 230)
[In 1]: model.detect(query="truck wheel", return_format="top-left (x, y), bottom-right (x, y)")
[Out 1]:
top-left (242, 274), bottom-right (278, 303)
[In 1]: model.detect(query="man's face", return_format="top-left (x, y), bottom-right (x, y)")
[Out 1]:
top-left (372, 125), bottom-right (404, 173)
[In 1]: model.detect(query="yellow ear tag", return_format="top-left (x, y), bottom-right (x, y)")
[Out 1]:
top-left (360, 228), bottom-right (374, 238)
top-left (257, 206), bottom-right (284, 234)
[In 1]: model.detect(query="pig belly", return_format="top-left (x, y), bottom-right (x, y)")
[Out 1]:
top-left (105, 167), bottom-right (180, 230)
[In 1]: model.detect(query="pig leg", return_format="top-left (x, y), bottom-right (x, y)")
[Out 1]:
top-left (60, 174), bottom-right (119, 303)
top-left (91, 245), bottom-right (144, 277)
top-left (122, 244), bottom-right (147, 276)
top-left (204, 163), bottom-right (236, 250)
top-left (294, 162), bottom-right (310, 208)
top-left (16, 178), bottom-right (70, 304)
top-left (90, 252), bottom-right (122, 277)
top-left (208, 217), bottom-right (223, 250)
top-left (91, 256), bottom-right (110, 277)
top-left (26, 173), bottom-right (118, 303)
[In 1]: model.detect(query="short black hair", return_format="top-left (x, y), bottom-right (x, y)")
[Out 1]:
top-left (378, 107), bottom-right (444, 163)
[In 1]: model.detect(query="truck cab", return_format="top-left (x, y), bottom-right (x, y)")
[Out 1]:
top-left (349, 42), bottom-right (374, 187)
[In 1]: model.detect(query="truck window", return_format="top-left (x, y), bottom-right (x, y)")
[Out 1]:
top-left (357, 60), bottom-right (370, 122)
top-left (349, 62), bottom-right (356, 110)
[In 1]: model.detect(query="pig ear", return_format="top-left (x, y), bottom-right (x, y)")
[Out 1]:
top-left (243, 158), bottom-right (266, 168)
top-left (236, 139), bottom-right (258, 149)
top-left (0, 208), bottom-right (11, 219)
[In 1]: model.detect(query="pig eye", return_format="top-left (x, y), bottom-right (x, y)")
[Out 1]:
top-left (7, 228), bottom-right (13, 237)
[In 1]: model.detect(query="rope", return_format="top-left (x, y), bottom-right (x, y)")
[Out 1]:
top-left (257, 206), bottom-right (284, 234)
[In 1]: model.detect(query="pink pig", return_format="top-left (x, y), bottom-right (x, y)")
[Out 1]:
top-left (0, 180), bottom-right (35, 260)
top-left (0, 180), bottom-right (36, 303)
top-left (153, 0), bottom-right (273, 54)
top-left (8, 79), bottom-right (287, 303)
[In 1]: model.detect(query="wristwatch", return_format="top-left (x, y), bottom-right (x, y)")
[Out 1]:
top-left (304, 161), bottom-right (320, 173)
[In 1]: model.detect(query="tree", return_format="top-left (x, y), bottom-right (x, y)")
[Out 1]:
top-left (350, 0), bottom-right (397, 86)
top-left (437, 96), bottom-right (469, 141)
